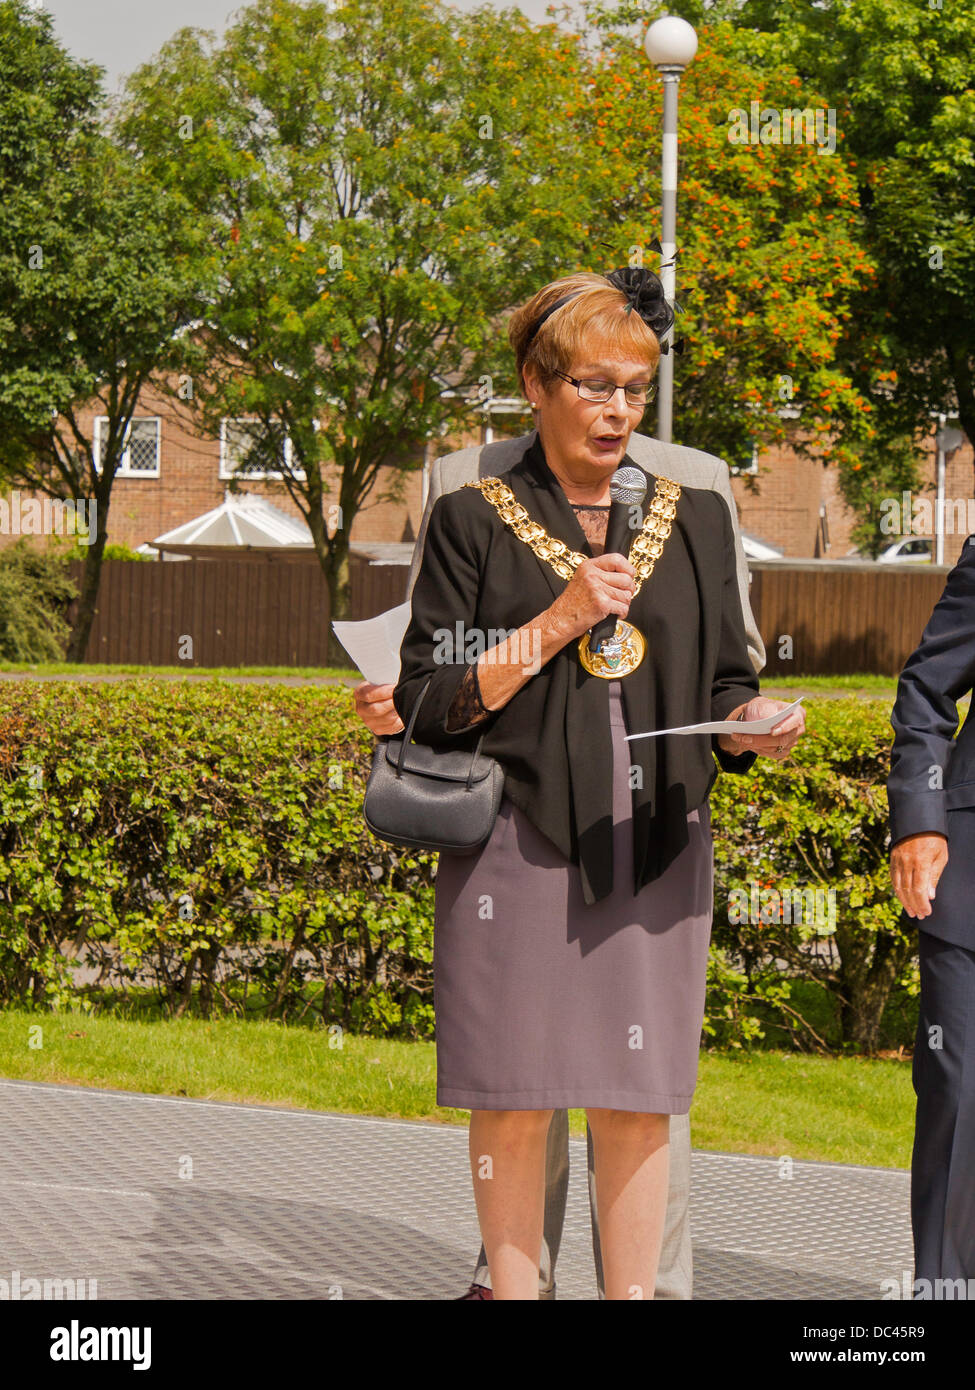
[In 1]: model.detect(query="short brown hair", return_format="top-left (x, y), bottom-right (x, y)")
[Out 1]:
top-left (507, 273), bottom-right (661, 397)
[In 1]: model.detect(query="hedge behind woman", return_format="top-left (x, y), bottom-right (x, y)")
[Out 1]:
top-left (393, 268), bottom-right (805, 1300)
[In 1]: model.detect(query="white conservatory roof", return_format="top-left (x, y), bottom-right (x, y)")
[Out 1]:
top-left (147, 492), bottom-right (314, 554)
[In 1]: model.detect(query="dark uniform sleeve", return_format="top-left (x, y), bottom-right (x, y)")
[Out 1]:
top-left (393, 490), bottom-right (500, 745)
top-left (708, 493), bottom-right (760, 775)
top-left (888, 539), bottom-right (975, 847)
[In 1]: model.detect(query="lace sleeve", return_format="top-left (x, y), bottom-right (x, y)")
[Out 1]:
top-left (445, 659), bottom-right (493, 732)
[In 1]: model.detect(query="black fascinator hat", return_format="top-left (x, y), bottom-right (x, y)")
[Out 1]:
top-left (604, 266), bottom-right (676, 347)
top-left (521, 263), bottom-right (683, 357)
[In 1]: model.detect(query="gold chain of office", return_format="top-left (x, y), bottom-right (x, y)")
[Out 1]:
top-left (461, 473), bottom-right (681, 593)
top-left (461, 472), bottom-right (682, 678)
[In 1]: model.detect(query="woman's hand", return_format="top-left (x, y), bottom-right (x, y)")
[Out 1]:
top-left (544, 553), bottom-right (637, 643)
top-left (353, 681), bottom-right (405, 736)
top-left (717, 696), bottom-right (806, 761)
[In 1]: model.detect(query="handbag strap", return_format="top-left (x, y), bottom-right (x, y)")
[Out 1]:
top-left (397, 674), bottom-right (488, 790)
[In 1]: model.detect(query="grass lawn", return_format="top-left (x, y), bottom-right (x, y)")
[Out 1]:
top-left (763, 674), bottom-right (895, 695)
top-left (0, 1008), bottom-right (913, 1170)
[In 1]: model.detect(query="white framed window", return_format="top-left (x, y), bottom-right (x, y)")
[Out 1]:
top-left (93, 417), bottom-right (161, 477)
top-left (220, 417), bottom-right (303, 480)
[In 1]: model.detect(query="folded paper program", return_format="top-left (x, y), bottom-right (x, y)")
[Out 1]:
top-left (332, 602), bottom-right (412, 685)
top-left (624, 697), bottom-right (805, 741)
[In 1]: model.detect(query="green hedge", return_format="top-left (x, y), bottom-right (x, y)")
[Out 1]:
top-left (709, 696), bottom-right (911, 1054)
top-left (0, 681), bottom-right (911, 1052)
top-left (0, 539), bottom-right (77, 662)
top-left (0, 680), bottom-right (434, 1036)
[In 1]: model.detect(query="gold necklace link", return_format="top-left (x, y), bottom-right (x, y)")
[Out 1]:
top-left (463, 473), bottom-right (681, 595)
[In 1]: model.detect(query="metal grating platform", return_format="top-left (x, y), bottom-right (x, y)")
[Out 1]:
top-left (0, 1079), bottom-right (913, 1300)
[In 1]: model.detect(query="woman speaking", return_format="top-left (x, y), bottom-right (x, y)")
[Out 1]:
top-left (393, 268), bottom-right (805, 1300)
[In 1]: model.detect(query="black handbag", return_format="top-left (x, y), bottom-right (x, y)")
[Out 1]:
top-left (363, 676), bottom-right (505, 855)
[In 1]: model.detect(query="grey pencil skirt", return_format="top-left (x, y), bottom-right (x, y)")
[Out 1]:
top-left (432, 681), bottom-right (714, 1114)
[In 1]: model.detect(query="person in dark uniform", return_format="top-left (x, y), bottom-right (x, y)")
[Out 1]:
top-left (889, 532), bottom-right (975, 1289)
top-left (392, 268), bottom-right (805, 1299)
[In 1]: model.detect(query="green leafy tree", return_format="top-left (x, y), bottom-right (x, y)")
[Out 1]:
top-left (0, 0), bottom-right (204, 661)
top-left (733, 0), bottom-right (975, 455)
top-left (620, 0), bottom-right (975, 493)
top-left (116, 0), bottom-right (612, 657)
top-left (560, 1), bottom-right (878, 473)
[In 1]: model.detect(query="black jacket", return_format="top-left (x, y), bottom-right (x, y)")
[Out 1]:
top-left (394, 436), bottom-right (759, 904)
top-left (889, 536), bottom-right (975, 849)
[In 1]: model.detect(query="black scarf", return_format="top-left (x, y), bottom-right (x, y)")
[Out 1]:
top-left (519, 434), bottom-right (661, 903)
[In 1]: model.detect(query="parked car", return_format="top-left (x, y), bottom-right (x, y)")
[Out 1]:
top-left (846, 537), bottom-right (933, 563)
top-left (877, 537), bottom-right (933, 563)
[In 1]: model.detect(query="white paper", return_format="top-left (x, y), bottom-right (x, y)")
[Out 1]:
top-left (625, 696), bottom-right (805, 741)
top-left (331, 601), bottom-right (412, 685)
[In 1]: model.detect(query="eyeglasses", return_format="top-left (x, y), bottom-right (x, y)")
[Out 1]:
top-left (551, 370), bottom-right (656, 406)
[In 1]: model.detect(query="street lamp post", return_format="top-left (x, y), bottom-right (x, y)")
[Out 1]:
top-left (643, 15), bottom-right (698, 444)
top-left (933, 413), bottom-right (964, 565)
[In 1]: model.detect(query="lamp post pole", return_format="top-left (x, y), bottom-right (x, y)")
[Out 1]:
top-left (644, 15), bottom-right (698, 445)
top-left (933, 413), bottom-right (964, 565)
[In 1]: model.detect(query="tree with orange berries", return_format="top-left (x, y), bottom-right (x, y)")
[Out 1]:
top-left (569, 2), bottom-right (879, 476)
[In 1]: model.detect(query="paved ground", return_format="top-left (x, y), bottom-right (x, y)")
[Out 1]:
top-left (0, 1078), bottom-right (912, 1300)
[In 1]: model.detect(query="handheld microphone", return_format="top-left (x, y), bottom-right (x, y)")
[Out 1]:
top-left (588, 465), bottom-right (648, 655)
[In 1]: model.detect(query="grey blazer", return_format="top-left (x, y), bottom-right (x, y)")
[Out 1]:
top-left (406, 428), bottom-right (766, 674)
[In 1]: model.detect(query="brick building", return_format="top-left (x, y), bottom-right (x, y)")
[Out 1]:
top-left (732, 430), bottom-right (974, 565)
top-left (1, 378), bottom-right (971, 568)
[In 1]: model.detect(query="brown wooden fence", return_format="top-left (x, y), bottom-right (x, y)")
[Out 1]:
top-left (65, 554), bottom-right (409, 668)
top-left (64, 555), bottom-right (953, 675)
top-left (749, 561), bottom-right (952, 677)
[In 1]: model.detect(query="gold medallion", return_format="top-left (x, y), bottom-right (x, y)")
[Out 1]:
top-left (462, 472), bottom-right (679, 683)
top-left (577, 620), bottom-right (646, 678)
